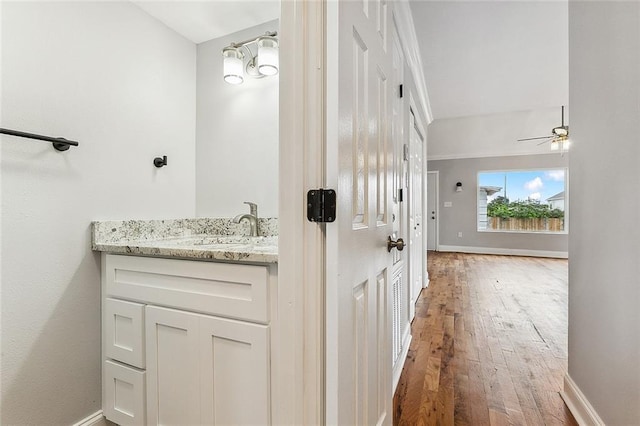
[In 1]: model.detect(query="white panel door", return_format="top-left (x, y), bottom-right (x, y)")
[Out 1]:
top-left (409, 113), bottom-right (425, 318)
top-left (390, 22), bottom-right (410, 392)
top-left (327, 0), bottom-right (394, 424)
top-left (145, 306), bottom-right (200, 426)
top-left (199, 315), bottom-right (270, 425)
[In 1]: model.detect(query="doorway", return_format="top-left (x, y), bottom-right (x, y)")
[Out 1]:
top-left (426, 171), bottom-right (439, 251)
top-left (408, 110), bottom-right (425, 319)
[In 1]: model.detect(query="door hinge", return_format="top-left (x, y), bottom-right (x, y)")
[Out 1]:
top-left (399, 84), bottom-right (404, 98)
top-left (307, 189), bottom-right (337, 223)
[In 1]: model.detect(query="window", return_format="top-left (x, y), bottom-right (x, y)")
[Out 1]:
top-left (478, 169), bottom-right (567, 233)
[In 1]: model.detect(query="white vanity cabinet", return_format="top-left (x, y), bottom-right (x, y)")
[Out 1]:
top-left (101, 253), bottom-right (277, 426)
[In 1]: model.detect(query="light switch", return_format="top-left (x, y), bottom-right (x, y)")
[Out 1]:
top-left (444, 201), bottom-right (452, 208)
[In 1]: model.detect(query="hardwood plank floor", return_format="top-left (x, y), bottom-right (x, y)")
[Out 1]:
top-left (393, 252), bottom-right (577, 426)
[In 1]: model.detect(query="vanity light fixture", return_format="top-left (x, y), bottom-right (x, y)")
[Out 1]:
top-left (257, 36), bottom-right (279, 76)
top-left (222, 31), bottom-right (278, 85)
top-left (223, 47), bottom-right (244, 85)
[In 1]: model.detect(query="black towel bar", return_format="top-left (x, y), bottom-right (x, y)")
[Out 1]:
top-left (0, 128), bottom-right (79, 151)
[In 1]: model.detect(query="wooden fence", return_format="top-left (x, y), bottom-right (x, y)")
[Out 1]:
top-left (488, 217), bottom-right (564, 232)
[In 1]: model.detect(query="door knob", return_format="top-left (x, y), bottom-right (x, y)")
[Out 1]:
top-left (387, 236), bottom-right (406, 252)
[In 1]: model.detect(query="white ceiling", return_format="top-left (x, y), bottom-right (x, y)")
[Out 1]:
top-left (132, 1), bottom-right (280, 44)
top-left (409, 1), bottom-right (568, 120)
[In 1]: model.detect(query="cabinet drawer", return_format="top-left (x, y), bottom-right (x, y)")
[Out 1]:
top-left (103, 360), bottom-right (146, 426)
top-left (104, 298), bottom-right (145, 368)
top-left (104, 254), bottom-right (269, 323)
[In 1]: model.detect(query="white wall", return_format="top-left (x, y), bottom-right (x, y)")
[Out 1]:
top-left (568, 1), bottom-right (640, 423)
top-left (427, 154), bottom-right (568, 254)
top-left (1, 2), bottom-right (196, 424)
top-left (196, 20), bottom-right (279, 218)
top-left (428, 108), bottom-right (566, 160)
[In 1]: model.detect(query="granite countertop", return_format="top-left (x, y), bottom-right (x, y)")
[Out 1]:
top-left (92, 218), bottom-right (278, 264)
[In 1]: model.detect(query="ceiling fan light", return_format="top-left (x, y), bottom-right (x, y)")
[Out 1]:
top-left (518, 107), bottom-right (569, 155)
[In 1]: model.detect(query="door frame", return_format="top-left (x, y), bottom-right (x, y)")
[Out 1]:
top-left (279, 1), bottom-right (326, 424)
top-left (279, 1), bottom-right (433, 424)
top-left (426, 170), bottom-right (440, 253)
top-left (408, 105), bottom-right (427, 303)
top-left (410, 99), bottom-right (428, 290)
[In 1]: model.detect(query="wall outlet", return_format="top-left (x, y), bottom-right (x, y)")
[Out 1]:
top-left (458, 232), bottom-right (463, 238)
top-left (444, 201), bottom-right (452, 208)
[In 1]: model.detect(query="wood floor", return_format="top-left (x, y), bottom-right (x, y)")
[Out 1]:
top-left (393, 252), bottom-right (577, 425)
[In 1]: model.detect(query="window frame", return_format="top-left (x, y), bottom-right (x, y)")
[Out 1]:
top-left (476, 167), bottom-right (569, 235)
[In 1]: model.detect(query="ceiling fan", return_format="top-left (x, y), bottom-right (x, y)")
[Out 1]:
top-left (518, 106), bottom-right (569, 151)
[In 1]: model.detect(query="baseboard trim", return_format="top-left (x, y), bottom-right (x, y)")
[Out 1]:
top-left (438, 245), bottom-right (568, 259)
top-left (560, 374), bottom-right (605, 426)
top-left (72, 410), bottom-right (107, 426)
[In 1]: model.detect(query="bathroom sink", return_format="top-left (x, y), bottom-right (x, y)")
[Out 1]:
top-left (170, 235), bottom-right (277, 249)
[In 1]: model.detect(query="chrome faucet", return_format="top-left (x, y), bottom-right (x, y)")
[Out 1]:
top-left (232, 202), bottom-right (259, 237)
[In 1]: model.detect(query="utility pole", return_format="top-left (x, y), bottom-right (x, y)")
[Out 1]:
top-left (504, 174), bottom-right (508, 201)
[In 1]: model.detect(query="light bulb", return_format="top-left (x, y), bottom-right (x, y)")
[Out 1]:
top-left (550, 140), bottom-right (560, 151)
top-left (563, 139), bottom-right (571, 150)
top-left (223, 47), bottom-right (244, 85)
top-left (257, 36), bottom-right (279, 76)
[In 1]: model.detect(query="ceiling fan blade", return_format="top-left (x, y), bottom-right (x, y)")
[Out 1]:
top-left (517, 135), bottom-right (554, 142)
top-left (537, 138), bottom-right (553, 146)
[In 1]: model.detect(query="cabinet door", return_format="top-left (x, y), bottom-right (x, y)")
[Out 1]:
top-left (199, 316), bottom-right (270, 425)
top-left (145, 306), bottom-right (200, 426)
